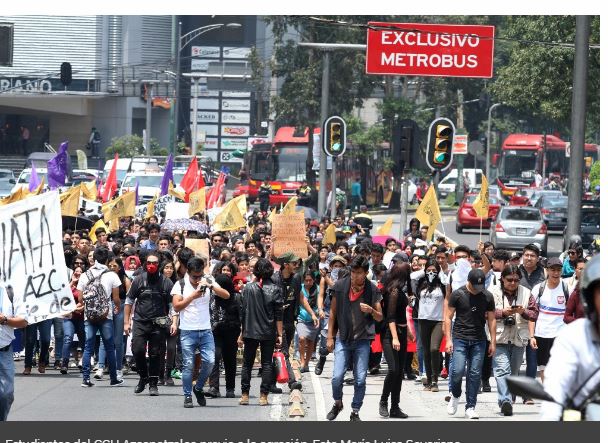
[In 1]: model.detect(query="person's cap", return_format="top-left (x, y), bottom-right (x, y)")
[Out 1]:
top-left (510, 251), bottom-right (521, 260)
top-left (310, 220), bottom-right (320, 227)
top-left (546, 257), bottom-right (563, 268)
top-left (277, 252), bottom-right (299, 264)
top-left (415, 238), bottom-right (427, 248)
top-left (391, 252), bottom-right (410, 263)
top-left (360, 205), bottom-right (368, 212)
top-left (123, 247), bottom-right (137, 257)
top-left (342, 226), bottom-right (352, 233)
top-left (467, 269), bottom-right (486, 291)
top-left (329, 255), bottom-right (348, 266)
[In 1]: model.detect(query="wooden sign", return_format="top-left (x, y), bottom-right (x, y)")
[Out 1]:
top-left (272, 212), bottom-right (308, 259)
top-left (185, 238), bottom-right (210, 260)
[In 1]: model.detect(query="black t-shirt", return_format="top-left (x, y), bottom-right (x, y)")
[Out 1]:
top-left (127, 274), bottom-right (174, 322)
top-left (272, 271), bottom-right (302, 325)
top-left (449, 286), bottom-right (495, 341)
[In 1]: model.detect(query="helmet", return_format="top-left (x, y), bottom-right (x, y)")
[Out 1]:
top-left (580, 254), bottom-right (600, 321)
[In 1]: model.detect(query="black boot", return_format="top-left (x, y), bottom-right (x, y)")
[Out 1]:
top-left (165, 369), bottom-right (175, 386)
top-left (134, 376), bottom-right (148, 394)
top-left (379, 400), bottom-right (389, 417)
top-left (315, 356), bottom-right (326, 375)
top-left (148, 377), bottom-right (159, 396)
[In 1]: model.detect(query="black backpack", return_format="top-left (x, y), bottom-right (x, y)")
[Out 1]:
top-left (82, 270), bottom-right (111, 323)
top-left (536, 280), bottom-right (569, 305)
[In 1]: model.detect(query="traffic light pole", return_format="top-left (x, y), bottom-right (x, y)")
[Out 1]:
top-left (318, 51), bottom-right (329, 217)
top-left (330, 158), bottom-right (337, 219)
top-left (400, 170), bottom-right (408, 242)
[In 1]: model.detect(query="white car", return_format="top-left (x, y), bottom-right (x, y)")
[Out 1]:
top-left (120, 172), bottom-right (165, 204)
top-left (13, 168), bottom-right (49, 193)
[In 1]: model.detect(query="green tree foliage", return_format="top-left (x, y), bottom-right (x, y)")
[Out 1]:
top-left (589, 161), bottom-right (600, 189)
top-left (105, 135), bottom-right (167, 158)
top-left (490, 16), bottom-right (600, 139)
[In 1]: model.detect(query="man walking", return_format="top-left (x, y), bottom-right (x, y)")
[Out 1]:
top-left (0, 286), bottom-right (28, 421)
top-left (124, 251), bottom-right (175, 396)
top-left (326, 255), bottom-right (383, 421)
top-left (172, 257), bottom-right (230, 408)
top-left (445, 269), bottom-right (496, 419)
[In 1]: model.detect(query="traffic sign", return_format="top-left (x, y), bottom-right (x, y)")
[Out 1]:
top-left (453, 134), bottom-right (468, 155)
top-left (469, 140), bottom-right (484, 156)
top-left (366, 22), bottom-right (495, 78)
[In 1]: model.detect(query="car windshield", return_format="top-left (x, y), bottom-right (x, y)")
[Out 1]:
top-left (0, 180), bottom-right (13, 191)
top-left (465, 195), bottom-right (499, 204)
top-left (501, 209), bottom-right (541, 221)
top-left (18, 172), bottom-right (47, 183)
top-left (122, 175), bottom-right (162, 187)
top-left (442, 177), bottom-right (457, 185)
top-left (581, 211), bottom-right (599, 225)
top-left (543, 198), bottom-right (568, 207)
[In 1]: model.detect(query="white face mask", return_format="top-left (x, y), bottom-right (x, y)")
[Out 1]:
top-left (125, 270), bottom-right (135, 278)
top-left (426, 270), bottom-right (438, 282)
top-left (330, 268), bottom-right (340, 281)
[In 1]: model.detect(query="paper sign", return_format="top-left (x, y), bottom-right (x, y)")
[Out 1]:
top-left (272, 212), bottom-right (308, 259)
top-left (0, 191), bottom-right (76, 324)
top-left (185, 238), bottom-right (210, 260)
top-left (164, 202), bottom-right (190, 220)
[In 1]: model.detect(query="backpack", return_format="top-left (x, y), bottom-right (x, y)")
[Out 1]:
top-left (93, 131), bottom-right (101, 142)
top-left (82, 269), bottom-right (110, 323)
top-left (536, 280), bottom-right (569, 305)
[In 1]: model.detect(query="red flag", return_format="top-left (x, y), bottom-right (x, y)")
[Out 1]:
top-left (179, 157), bottom-right (199, 202)
top-left (102, 153), bottom-right (118, 203)
top-left (208, 172), bottom-right (226, 209)
top-left (198, 170), bottom-right (206, 190)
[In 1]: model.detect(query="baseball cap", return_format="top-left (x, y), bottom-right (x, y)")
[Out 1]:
top-left (277, 252), bottom-right (299, 264)
top-left (510, 251), bottom-right (521, 260)
top-left (391, 252), bottom-right (410, 263)
top-left (468, 269), bottom-right (486, 291)
top-left (546, 257), bottom-right (563, 268)
top-left (329, 255), bottom-right (347, 266)
top-left (342, 227), bottom-right (352, 233)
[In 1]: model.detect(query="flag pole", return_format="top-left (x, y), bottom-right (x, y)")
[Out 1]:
top-left (479, 215), bottom-right (483, 244)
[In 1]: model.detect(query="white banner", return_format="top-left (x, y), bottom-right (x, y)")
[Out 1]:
top-left (223, 47), bottom-right (251, 59)
top-left (221, 138), bottom-right (248, 150)
top-left (79, 197), bottom-right (101, 216)
top-left (154, 194), bottom-right (174, 216)
top-left (191, 46), bottom-right (221, 58)
top-left (197, 111), bottom-right (219, 123)
top-left (0, 191), bottom-right (76, 324)
top-left (164, 202), bottom-right (191, 220)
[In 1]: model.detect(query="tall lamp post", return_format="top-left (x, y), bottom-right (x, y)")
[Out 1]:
top-left (173, 21), bottom-right (241, 156)
top-left (486, 103), bottom-right (502, 180)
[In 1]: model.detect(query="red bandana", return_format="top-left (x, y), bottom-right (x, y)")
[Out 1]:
top-left (349, 287), bottom-right (364, 302)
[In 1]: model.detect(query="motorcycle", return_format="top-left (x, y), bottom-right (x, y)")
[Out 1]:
top-left (506, 376), bottom-right (599, 421)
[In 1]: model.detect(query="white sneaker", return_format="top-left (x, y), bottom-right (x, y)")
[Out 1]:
top-left (447, 395), bottom-right (460, 415)
top-left (116, 370), bottom-right (123, 381)
top-left (13, 352), bottom-right (21, 361)
top-left (94, 368), bottom-right (104, 380)
top-left (415, 375), bottom-right (423, 383)
top-left (465, 408), bottom-right (479, 419)
top-left (421, 375), bottom-right (428, 385)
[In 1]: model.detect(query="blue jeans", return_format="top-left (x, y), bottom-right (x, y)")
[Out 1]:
top-left (450, 338), bottom-right (486, 410)
top-left (331, 338), bottom-right (371, 411)
top-left (62, 318), bottom-right (85, 363)
top-left (98, 302), bottom-right (125, 369)
top-left (413, 319), bottom-right (425, 376)
top-left (0, 347), bottom-right (14, 421)
top-left (525, 343), bottom-right (537, 379)
top-left (24, 319), bottom-right (52, 368)
top-left (180, 329), bottom-right (215, 397)
top-left (493, 344), bottom-right (525, 406)
top-left (83, 320), bottom-right (118, 382)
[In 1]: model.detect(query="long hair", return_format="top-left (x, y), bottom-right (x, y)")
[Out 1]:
top-left (416, 258), bottom-right (443, 295)
top-left (385, 261), bottom-right (411, 297)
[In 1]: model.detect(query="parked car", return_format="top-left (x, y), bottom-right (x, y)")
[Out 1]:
top-left (489, 206), bottom-right (548, 255)
top-left (437, 168), bottom-right (483, 199)
top-left (12, 168), bottom-right (48, 193)
top-left (0, 169), bottom-right (16, 198)
top-left (562, 200), bottom-right (600, 251)
top-left (534, 195), bottom-right (568, 231)
top-left (509, 187), bottom-right (536, 206)
top-left (456, 193), bottom-right (502, 233)
top-left (120, 172), bottom-right (164, 204)
top-left (528, 189), bottom-right (563, 207)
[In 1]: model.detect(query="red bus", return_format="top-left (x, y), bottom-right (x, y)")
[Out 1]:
top-left (494, 133), bottom-right (599, 198)
top-left (236, 127), bottom-right (317, 206)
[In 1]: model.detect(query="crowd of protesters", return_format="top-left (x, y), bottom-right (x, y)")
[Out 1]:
top-left (1, 195), bottom-right (600, 421)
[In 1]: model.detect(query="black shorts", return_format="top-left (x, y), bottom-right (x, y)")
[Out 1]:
top-left (535, 336), bottom-right (556, 368)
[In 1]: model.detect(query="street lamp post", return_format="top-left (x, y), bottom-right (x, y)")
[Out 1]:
top-left (486, 103), bottom-right (502, 180)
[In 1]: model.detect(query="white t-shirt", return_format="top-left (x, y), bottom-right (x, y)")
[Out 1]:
top-left (418, 286), bottom-right (445, 321)
top-left (172, 273), bottom-right (213, 331)
top-left (76, 262), bottom-right (121, 321)
top-left (532, 280), bottom-right (567, 338)
top-left (0, 286), bottom-right (27, 348)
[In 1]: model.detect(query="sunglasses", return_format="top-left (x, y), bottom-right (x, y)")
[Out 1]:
top-left (146, 261), bottom-right (159, 265)
top-left (568, 251), bottom-right (577, 255)
top-left (504, 277), bottom-right (520, 283)
top-left (74, 261), bottom-right (85, 266)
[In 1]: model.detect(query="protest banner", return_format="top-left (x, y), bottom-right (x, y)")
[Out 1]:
top-left (272, 212), bottom-right (308, 259)
top-left (185, 238), bottom-right (210, 260)
top-left (154, 194), bottom-right (174, 216)
top-left (0, 191), bottom-right (76, 324)
top-left (165, 202), bottom-right (191, 220)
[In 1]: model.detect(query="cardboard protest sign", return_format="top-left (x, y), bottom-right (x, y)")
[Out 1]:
top-left (185, 238), bottom-right (210, 260)
top-left (154, 194), bottom-right (174, 216)
top-left (272, 212), bottom-right (308, 259)
top-left (0, 191), bottom-right (76, 324)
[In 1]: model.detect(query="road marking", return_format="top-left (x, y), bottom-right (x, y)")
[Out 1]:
top-left (270, 393), bottom-right (283, 420)
top-left (311, 371), bottom-right (327, 421)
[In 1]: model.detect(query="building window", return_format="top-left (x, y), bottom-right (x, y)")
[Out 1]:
top-left (0, 24), bottom-right (13, 66)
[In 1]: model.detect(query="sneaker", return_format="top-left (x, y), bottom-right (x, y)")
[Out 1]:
top-left (404, 373), bottom-right (416, 380)
top-left (204, 387), bottom-right (221, 398)
top-left (110, 379), bottom-right (124, 387)
top-left (350, 411), bottom-right (361, 421)
top-left (116, 370), bottom-right (123, 381)
top-left (225, 389), bottom-right (235, 398)
top-left (501, 402), bottom-right (513, 417)
top-left (54, 360), bottom-right (61, 370)
top-left (259, 392), bottom-right (269, 406)
top-left (270, 385), bottom-right (283, 394)
top-left (430, 383), bottom-right (439, 393)
top-left (165, 377), bottom-right (175, 386)
top-left (300, 366), bottom-right (310, 373)
top-left (415, 375), bottom-right (423, 384)
top-left (379, 400), bottom-right (389, 417)
top-left (482, 380), bottom-right (492, 392)
top-left (239, 393), bottom-right (249, 405)
top-left (423, 384), bottom-right (432, 392)
top-left (193, 387), bottom-right (206, 406)
top-left (60, 365), bottom-right (68, 375)
top-left (447, 395), bottom-right (460, 415)
top-left (184, 395), bottom-right (194, 408)
top-left (326, 403), bottom-right (343, 421)
top-left (465, 408), bottom-right (479, 419)
top-left (81, 379), bottom-right (94, 387)
top-left (13, 352), bottom-right (21, 361)
top-left (93, 368), bottom-right (104, 380)
top-left (344, 377), bottom-right (355, 385)
top-left (389, 407), bottom-right (408, 419)
top-left (369, 365), bottom-right (380, 375)
top-left (289, 381), bottom-right (302, 391)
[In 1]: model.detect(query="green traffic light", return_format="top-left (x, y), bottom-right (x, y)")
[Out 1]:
top-left (434, 152), bottom-right (446, 163)
top-left (332, 143), bottom-right (341, 151)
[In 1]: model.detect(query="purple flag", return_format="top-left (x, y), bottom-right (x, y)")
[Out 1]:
top-left (47, 141), bottom-right (69, 189)
top-left (160, 154), bottom-right (174, 196)
top-left (135, 181), bottom-right (139, 205)
top-left (29, 164), bottom-right (41, 192)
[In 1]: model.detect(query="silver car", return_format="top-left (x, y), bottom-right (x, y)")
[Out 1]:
top-left (489, 206), bottom-right (548, 255)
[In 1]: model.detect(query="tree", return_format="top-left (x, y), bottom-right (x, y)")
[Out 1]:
top-left (589, 161), bottom-right (600, 189)
top-left (105, 134), bottom-right (168, 158)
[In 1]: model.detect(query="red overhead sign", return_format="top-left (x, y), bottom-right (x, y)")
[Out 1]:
top-left (366, 22), bottom-right (495, 78)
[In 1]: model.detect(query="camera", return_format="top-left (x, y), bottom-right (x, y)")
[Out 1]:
top-left (504, 315), bottom-right (516, 326)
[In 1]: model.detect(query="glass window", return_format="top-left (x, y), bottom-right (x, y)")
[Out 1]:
top-left (122, 175), bottom-right (162, 187)
top-left (0, 24), bottom-right (13, 66)
top-left (502, 208), bottom-right (541, 221)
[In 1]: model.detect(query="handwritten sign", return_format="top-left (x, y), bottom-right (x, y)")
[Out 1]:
top-left (0, 191), bottom-right (76, 324)
top-left (272, 212), bottom-right (308, 259)
top-left (154, 194), bottom-right (174, 216)
top-left (185, 238), bottom-right (210, 260)
top-left (164, 202), bottom-right (190, 220)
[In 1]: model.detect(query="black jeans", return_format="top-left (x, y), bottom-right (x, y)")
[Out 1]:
top-left (241, 338), bottom-right (275, 394)
top-left (132, 320), bottom-right (166, 379)
top-left (159, 330), bottom-right (179, 378)
top-left (208, 326), bottom-right (240, 391)
top-left (276, 322), bottom-right (296, 385)
top-left (260, 198), bottom-right (270, 212)
top-left (419, 319), bottom-right (444, 383)
top-left (380, 328), bottom-right (407, 407)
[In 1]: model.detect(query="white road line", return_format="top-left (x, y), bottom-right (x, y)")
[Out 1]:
top-left (270, 393), bottom-right (283, 420)
top-left (311, 371), bottom-right (327, 421)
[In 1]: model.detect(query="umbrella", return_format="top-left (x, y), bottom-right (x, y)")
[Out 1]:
top-left (161, 218), bottom-right (208, 233)
top-left (295, 206), bottom-right (319, 220)
top-left (372, 235), bottom-right (402, 249)
top-left (62, 215), bottom-right (94, 231)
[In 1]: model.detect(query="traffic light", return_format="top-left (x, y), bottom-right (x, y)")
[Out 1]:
top-left (60, 62), bottom-right (72, 87)
top-left (140, 83), bottom-right (148, 102)
top-left (426, 117), bottom-right (455, 172)
top-left (323, 116), bottom-right (346, 157)
top-left (392, 119), bottom-right (417, 174)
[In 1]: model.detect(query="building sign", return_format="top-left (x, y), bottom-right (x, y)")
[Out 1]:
top-left (222, 125), bottom-right (250, 137)
top-left (0, 77), bottom-right (98, 93)
top-left (366, 22), bottom-right (495, 78)
top-left (197, 111), bottom-right (219, 123)
top-left (221, 99), bottom-right (250, 111)
top-left (223, 47), bottom-right (251, 59)
top-left (192, 98), bottom-right (220, 110)
top-left (221, 112), bottom-right (250, 124)
top-left (191, 46), bottom-right (221, 58)
top-left (453, 134), bottom-right (468, 155)
top-left (223, 91), bottom-right (251, 98)
top-left (221, 138), bottom-right (248, 150)
top-left (197, 124), bottom-right (219, 137)
top-left (203, 137), bottom-right (219, 150)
